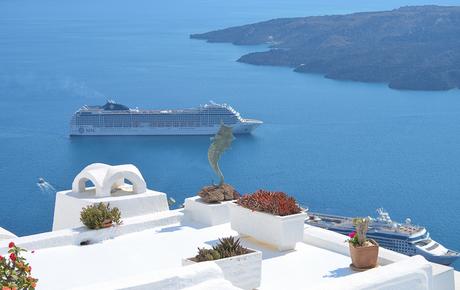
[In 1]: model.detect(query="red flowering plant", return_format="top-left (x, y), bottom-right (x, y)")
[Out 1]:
top-left (236, 190), bottom-right (302, 216)
top-left (347, 231), bottom-right (359, 246)
top-left (0, 242), bottom-right (38, 289)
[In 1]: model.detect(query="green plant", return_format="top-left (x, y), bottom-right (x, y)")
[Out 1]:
top-left (194, 248), bottom-right (221, 262)
top-left (80, 203), bottom-right (122, 230)
top-left (0, 242), bottom-right (38, 289)
top-left (347, 217), bottom-right (370, 247)
top-left (213, 236), bottom-right (250, 258)
top-left (193, 236), bottom-right (251, 262)
top-left (236, 190), bottom-right (302, 216)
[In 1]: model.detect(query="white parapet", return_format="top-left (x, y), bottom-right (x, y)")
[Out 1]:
top-left (53, 163), bottom-right (169, 231)
top-left (317, 255), bottom-right (433, 290)
top-left (73, 262), bottom-right (241, 290)
top-left (303, 224), bottom-right (455, 290)
top-left (0, 227), bottom-right (17, 241)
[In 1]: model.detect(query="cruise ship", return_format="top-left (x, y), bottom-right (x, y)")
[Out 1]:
top-left (305, 208), bottom-right (459, 265)
top-left (70, 101), bottom-right (262, 136)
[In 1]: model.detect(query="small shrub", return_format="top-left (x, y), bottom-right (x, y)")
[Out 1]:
top-left (80, 203), bottom-right (122, 230)
top-left (0, 242), bottom-right (38, 289)
top-left (193, 236), bottom-right (251, 262)
top-left (236, 190), bottom-right (301, 216)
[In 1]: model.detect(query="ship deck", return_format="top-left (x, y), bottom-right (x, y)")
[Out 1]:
top-left (307, 212), bottom-right (423, 237)
top-left (80, 108), bottom-right (218, 114)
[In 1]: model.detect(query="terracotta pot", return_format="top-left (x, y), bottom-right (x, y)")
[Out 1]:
top-left (101, 219), bottom-right (113, 228)
top-left (349, 239), bottom-right (379, 269)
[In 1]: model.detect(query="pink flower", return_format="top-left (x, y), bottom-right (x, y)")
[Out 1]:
top-left (8, 242), bottom-right (15, 248)
top-left (348, 232), bottom-right (356, 238)
top-left (9, 253), bottom-right (16, 261)
top-left (0, 255), bottom-right (3, 261)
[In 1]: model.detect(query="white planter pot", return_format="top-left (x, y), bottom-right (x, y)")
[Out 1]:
top-left (229, 202), bottom-right (307, 251)
top-left (184, 196), bottom-right (232, 226)
top-left (182, 250), bottom-right (262, 290)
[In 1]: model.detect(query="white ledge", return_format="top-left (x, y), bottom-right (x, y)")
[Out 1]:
top-left (0, 210), bottom-right (182, 253)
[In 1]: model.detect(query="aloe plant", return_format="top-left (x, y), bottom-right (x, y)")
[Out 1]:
top-left (193, 236), bottom-right (251, 262)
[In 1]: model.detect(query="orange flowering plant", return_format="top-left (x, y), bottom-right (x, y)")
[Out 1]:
top-left (0, 242), bottom-right (38, 289)
top-left (236, 190), bottom-right (302, 216)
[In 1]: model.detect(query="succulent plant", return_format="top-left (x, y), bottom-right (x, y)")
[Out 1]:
top-left (194, 248), bottom-right (221, 262)
top-left (348, 217), bottom-right (371, 247)
top-left (80, 202), bottom-right (122, 230)
top-left (193, 236), bottom-right (250, 262)
top-left (353, 217), bottom-right (369, 246)
top-left (236, 190), bottom-right (301, 216)
top-left (213, 236), bottom-right (250, 258)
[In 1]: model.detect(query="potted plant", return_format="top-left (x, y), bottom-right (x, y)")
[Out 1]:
top-left (347, 217), bottom-right (379, 270)
top-left (0, 242), bottom-right (38, 289)
top-left (229, 190), bottom-right (307, 251)
top-left (183, 236), bottom-right (262, 290)
top-left (185, 125), bottom-right (239, 226)
top-left (80, 202), bottom-right (122, 230)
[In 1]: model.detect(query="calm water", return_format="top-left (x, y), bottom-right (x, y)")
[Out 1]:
top-left (1, 0), bottom-right (460, 268)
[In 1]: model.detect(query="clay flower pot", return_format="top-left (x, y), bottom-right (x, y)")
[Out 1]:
top-left (349, 239), bottom-right (379, 270)
top-left (101, 219), bottom-right (113, 228)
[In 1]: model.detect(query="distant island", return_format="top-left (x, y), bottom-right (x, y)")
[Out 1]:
top-left (191, 6), bottom-right (460, 91)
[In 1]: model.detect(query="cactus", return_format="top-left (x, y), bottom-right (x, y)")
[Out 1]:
top-left (208, 124), bottom-right (234, 187)
top-left (352, 217), bottom-right (370, 246)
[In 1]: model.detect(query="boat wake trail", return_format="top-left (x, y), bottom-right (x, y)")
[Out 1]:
top-left (37, 177), bottom-right (56, 194)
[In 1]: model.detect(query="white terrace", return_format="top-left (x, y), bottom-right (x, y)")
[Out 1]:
top-left (0, 163), bottom-right (457, 290)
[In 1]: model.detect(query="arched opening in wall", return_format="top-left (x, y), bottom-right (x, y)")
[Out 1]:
top-left (110, 178), bottom-right (136, 195)
top-left (85, 180), bottom-right (95, 190)
top-left (77, 178), bottom-right (97, 194)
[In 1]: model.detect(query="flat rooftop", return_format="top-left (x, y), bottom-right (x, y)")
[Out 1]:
top-left (23, 220), bottom-right (353, 290)
top-left (2, 163), bottom-right (454, 290)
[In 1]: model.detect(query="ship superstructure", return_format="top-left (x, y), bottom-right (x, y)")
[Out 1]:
top-left (70, 101), bottom-right (262, 136)
top-left (305, 208), bottom-right (459, 265)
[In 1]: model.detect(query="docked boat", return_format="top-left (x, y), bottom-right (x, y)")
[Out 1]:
top-left (305, 208), bottom-right (459, 265)
top-left (70, 101), bottom-right (262, 136)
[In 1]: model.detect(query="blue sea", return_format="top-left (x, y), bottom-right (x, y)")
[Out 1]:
top-left (1, 0), bottom-right (460, 269)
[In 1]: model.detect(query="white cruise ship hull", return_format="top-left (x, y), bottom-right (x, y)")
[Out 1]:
top-left (70, 101), bottom-right (262, 136)
top-left (70, 121), bottom-right (261, 136)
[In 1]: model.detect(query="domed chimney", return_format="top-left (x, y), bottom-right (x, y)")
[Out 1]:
top-left (53, 163), bottom-right (169, 231)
